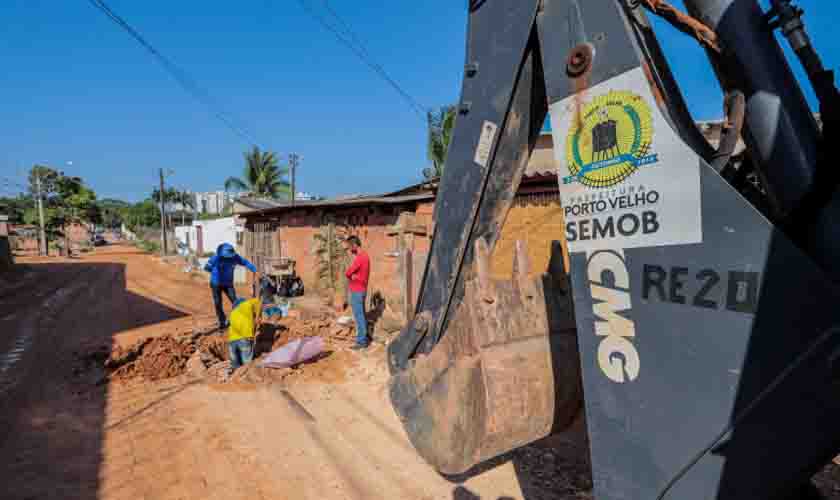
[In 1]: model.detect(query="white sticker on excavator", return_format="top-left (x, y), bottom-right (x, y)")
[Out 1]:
top-left (548, 66), bottom-right (702, 253)
top-left (474, 120), bottom-right (498, 168)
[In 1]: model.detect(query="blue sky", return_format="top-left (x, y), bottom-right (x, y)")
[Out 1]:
top-left (0, 0), bottom-right (836, 202)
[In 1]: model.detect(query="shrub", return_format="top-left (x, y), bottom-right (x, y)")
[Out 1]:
top-left (136, 239), bottom-right (160, 254)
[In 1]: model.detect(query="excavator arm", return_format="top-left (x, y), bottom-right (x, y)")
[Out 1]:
top-left (388, 0), bottom-right (840, 499)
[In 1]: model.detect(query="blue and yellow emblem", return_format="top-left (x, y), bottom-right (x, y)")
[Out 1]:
top-left (563, 90), bottom-right (659, 187)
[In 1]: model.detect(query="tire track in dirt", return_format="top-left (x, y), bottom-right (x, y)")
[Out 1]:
top-left (0, 262), bottom-right (89, 343)
top-left (0, 264), bottom-right (103, 399)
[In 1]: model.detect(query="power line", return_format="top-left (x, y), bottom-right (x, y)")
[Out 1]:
top-left (87, 0), bottom-right (262, 146)
top-left (320, 0), bottom-right (375, 60)
top-left (297, 0), bottom-right (428, 121)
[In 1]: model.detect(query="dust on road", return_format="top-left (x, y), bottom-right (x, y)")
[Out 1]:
top-left (0, 244), bottom-right (593, 500)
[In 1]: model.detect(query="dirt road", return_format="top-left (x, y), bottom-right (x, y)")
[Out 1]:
top-left (0, 244), bottom-right (591, 500)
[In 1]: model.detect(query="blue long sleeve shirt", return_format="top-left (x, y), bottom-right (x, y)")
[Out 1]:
top-left (204, 254), bottom-right (257, 287)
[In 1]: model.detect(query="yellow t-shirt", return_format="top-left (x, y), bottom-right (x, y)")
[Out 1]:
top-left (228, 298), bottom-right (260, 342)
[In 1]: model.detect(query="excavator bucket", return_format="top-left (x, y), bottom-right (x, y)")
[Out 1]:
top-left (390, 239), bottom-right (582, 474)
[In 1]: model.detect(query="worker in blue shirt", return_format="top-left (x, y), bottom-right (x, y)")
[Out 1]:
top-left (204, 243), bottom-right (258, 330)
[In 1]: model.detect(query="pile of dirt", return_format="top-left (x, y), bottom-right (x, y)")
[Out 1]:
top-left (106, 336), bottom-right (195, 381)
top-left (275, 317), bottom-right (355, 345)
top-left (97, 312), bottom-right (384, 385)
top-left (197, 335), bottom-right (228, 361)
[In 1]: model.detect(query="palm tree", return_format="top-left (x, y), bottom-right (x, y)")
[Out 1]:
top-left (224, 146), bottom-right (291, 200)
top-left (424, 105), bottom-right (456, 179)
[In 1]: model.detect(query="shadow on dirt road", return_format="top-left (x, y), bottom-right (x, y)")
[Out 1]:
top-left (0, 259), bottom-right (187, 500)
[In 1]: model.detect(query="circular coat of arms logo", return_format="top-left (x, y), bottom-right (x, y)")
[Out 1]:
top-left (564, 90), bottom-right (657, 188)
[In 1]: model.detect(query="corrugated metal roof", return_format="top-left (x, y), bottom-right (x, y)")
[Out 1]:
top-left (235, 197), bottom-right (286, 210)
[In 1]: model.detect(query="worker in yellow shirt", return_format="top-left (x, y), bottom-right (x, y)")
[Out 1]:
top-left (227, 297), bottom-right (264, 376)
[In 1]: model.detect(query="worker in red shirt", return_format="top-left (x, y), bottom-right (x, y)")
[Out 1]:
top-left (343, 235), bottom-right (371, 349)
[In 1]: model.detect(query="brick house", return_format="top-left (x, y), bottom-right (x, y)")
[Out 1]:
top-left (8, 224), bottom-right (39, 254)
top-left (236, 129), bottom-right (565, 325)
top-left (237, 186), bottom-right (437, 322)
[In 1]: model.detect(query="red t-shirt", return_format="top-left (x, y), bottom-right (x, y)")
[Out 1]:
top-left (345, 250), bottom-right (370, 293)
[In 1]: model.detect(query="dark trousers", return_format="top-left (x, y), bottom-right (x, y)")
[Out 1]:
top-left (211, 284), bottom-right (238, 327)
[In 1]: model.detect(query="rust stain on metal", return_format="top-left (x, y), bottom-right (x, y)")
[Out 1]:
top-left (640, 0), bottom-right (721, 53)
top-left (567, 44), bottom-right (594, 135)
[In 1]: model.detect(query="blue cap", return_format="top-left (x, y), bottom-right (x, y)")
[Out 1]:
top-left (218, 243), bottom-right (236, 258)
top-left (233, 298), bottom-right (246, 309)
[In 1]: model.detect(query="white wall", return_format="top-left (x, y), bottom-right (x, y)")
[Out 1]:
top-left (179, 219), bottom-right (247, 284)
top-left (194, 217), bottom-right (237, 256)
top-left (174, 225), bottom-right (197, 255)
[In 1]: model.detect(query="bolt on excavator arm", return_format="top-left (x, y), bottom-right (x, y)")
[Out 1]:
top-left (388, 1), bottom-right (840, 499)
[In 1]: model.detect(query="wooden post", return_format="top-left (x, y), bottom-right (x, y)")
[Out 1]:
top-left (403, 248), bottom-right (413, 321)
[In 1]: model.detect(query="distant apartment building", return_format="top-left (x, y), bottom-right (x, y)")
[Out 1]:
top-left (194, 190), bottom-right (234, 215)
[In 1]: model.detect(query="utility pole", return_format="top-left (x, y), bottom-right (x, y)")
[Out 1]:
top-left (289, 153), bottom-right (300, 207)
top-left (35, 174), bottom-right (47, 256)
top-left (180, 189), bottom-right (186, 227)
top-left (159, 168), bottom-right (168, 257)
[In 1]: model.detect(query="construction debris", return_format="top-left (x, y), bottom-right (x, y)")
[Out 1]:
top-left (96, 313), bottom-right (377, 384)
top-left (186, 351), bottom-right (209, 378)
top-left (261, 337), bottom-right (324, 369)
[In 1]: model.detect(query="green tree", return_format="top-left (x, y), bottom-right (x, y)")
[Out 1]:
top-left (55, 175), bottom-right (100, 252)
top-left (120, 199), bottom-right (160, 231)
top-left (0, 194), bottom-right (34, 223)
top-left (151, 187), bottom-right (180, 206)
top-left (172, 190), bottom-right (196, 226)
top-left (224, 146), bottom-right (290, 199)
top-left (177, 190), bottom-right (195, 212)
top-left (23, 166), bottom-right (101, 254)
top-left (312, 215), bottom-right (352, 303)
top-left (28, 165), bottom-right (61, 201)
top-left (98, 198), bottom-right (131, 229)
top-left (424, 105), bottom-right (456, 179)
top-left (23, 205), bottom-right (64, 244)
